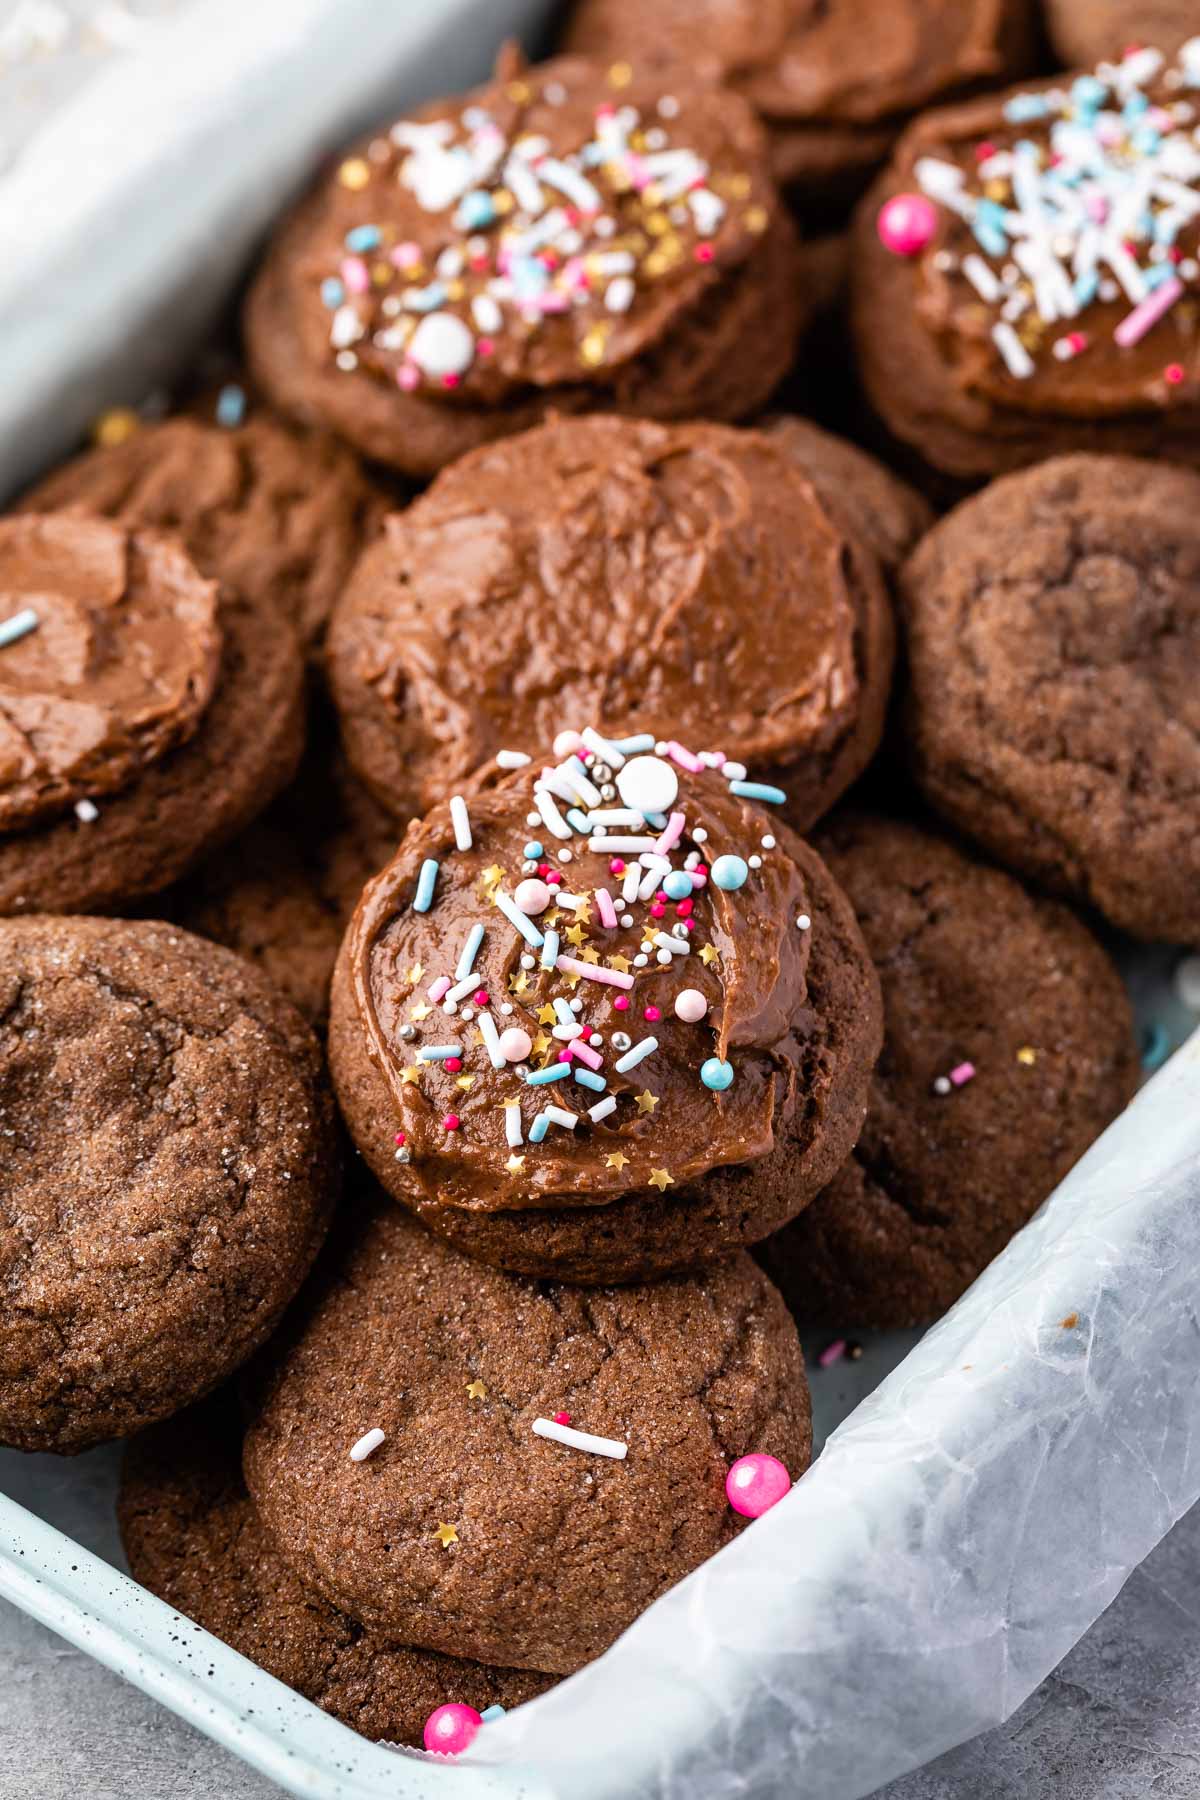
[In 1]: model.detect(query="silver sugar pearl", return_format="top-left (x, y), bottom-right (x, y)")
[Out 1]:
top-left (671, 922), bottom-right (689, 940)
top-left (612, 1031), bottom-right (632, 1052)
top-left (522, 860), bottom-right (538, 875)
top-left (599, 782), bottom-right (617, 801)
top-left (399, 1023), bottom-right (416, 1042)
top-left (593, 763), bottom-right (612, 782)
top-left (394, 1147), bottom-right (412, 1164)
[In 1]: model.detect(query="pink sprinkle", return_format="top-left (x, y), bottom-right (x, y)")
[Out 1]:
top-left (653, 811), bottom-right (686, 857)
top-left (547, 870), bottom-right (563, 885)
top-left (477, 337), bottom-right (495, 356)
top-left (446, 1057), bottom-right (462, 1073)
top-left (553, 1410), bottom-right (571, 1426)
top-left (694, 243), bottom-right (715, 264)
top-left (340, 256), bottom-right (369, 293)
top-left (558, 1048), bottom-right (571, 1063)
top-left (876, 192), bottom-right (937, 258)
top-left (818, 1339), bottom-right (846, 1369)
top-left (443, 1114), bottom-right (461, 1132)
top-left (567, 1037), bottom-right (604, 1071)
top-left (442, 373), bottom-right (461, 389)
top-left (613, 995), bottom-right (630, 1012)
top-left (644, 1006), bottom-right (661, 1023)
top-left (428, 975), bottom-right (451, 1002)
top-left (557, 956), bottom-right (633, 989)
top-left (391, 240), bottom-right (422, 269)
top-left (949, 1062), bottom-right (976, 1088)
top-left (676, 898), bottom-right (693, 918)
top-left (1165, 362), bottom-right (1185, 385)
top-left (596, 888), bottom-right (619, 929)
top-left (397, 364), bottom-right (420, 391)
top-left (474, 990), bottom-right (489, 1006)
top-left (665, 740), bottom-right (704, 773)
top-left (424, 1704), bottom-right (482, 1757)
top-left (692, 870), bottom-right (708, 888)
top-left (538, 863), bottom-right (553, 877)
top-left (394, 1132), bottom-right (406, 1146)
top-left (650, 902), bottom-right (666, 919)
top-left (609, 858), bottom-right (627, 876)
top-left (1114, 275), bottom-right (1184, 348)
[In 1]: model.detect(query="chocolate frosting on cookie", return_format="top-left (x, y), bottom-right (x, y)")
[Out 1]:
top-left (246, 57), bottom-right (804, 473)
top-left (327, 416), bottom-right (893, 832)
top-left (0, 516), bottom-right (220, 833)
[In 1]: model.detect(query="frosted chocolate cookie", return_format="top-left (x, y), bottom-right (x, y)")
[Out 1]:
top-left (853, 46), bottom-right (1200, 481)
top-left (327, 415), bottom-right (894, 835)
top-left (900, 455), bottom-right (1200, 941)
top-left (759, 815), bottom-right (1139, 1327)
top-left (0, 514), bottom-right (303, 916)
top-left (328, 721), bottom-right (881, 1283)
top-left (0, 918), bottom-right (337, 1452)
top-left (245, 55), bottom-right (805, 476)
top-left (1045, 4), bottom-right (1198, 68)
top-left (242, 1203), bottom-right (811, 1674)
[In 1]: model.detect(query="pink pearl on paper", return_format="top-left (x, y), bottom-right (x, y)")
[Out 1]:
top-left (725, 1453), bottom-right (791, 1519)
top-left (424, 1703), bottom-right (483, 1756)
top-left (877, 193), bottom-right (937, 257)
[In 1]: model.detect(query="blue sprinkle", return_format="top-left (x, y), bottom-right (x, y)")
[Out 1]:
top-left (529, 1113), bottom-right (550, 1143)
top-left (406, 282), bottom-right (448, 313)
top-left (417, 1046), bottom-right (461, 1062)
top-left (1003, 92), bottom-right (1049, 123)
top-left (215, 384), bottom-right (246, 429)
top-left (320, 277), bottom-right (345, 308)
top-left (1124, 90), bottom-right (1150, 120)
top-left (524, 840), bottom-right (544, 860)
top-left (526, 1064), bottom-right (571, 1086)
top-left (566, 808), bottom-right (592, 834)
top-left (480, 1706), bottom-right (506, 1723)
top-left (413, 859), bottom-right (439, 913)
top-left (1144, 261), bottom-right (1176, 290)
top-left (494, 888), bottom-right (544, 948)
top-left (701, 1057), bottom-right (734, 1092)
top-left (1071, 75), bottom-right (1108, 114)
top-left (643, 811), bottom-right (668, 830)
top-left (541, 928), bottom-right (560, 970)
top-left (345, 224), bottom-right (382, 252)
top-left (1072, 268), bottom-right (1100, 309)
top-left (458, 190), bottom-right (497, 229)
top-left (573, 1068), bottom-right (608, 1092)
top-left (455, 922), bottom-right (485, 982)
top-left (512, 255), bottom-right (550, 299)
top-left (971, 198), bottom-right (1009, 259)
top-left (663, 870), bottom-right (692, 901)
top-left (613, 734), bottom-right (657, 753)
top-left (1141, 1024), bottom-right (1172, 1073)
top-left (0, 608), bottom-right (40, 650)
top-left (729, 780), bottom-right (786, 806)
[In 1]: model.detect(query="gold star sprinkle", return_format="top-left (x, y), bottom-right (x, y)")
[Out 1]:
top-left (1017, 1046), bottom-right (1037, 1066)
top-left (400, 1066), bottom-right (422, 1086)
top-left (648, 1168), bottom-right (674, 1191)
top-left (573, 899), bottom-right (593, 926)
top-left (404, 962), bottom-right (424, 986)
top-left (605, 1151), bottom-right (630, 1172)
top-left (456, 1075), bottom-right (476, 1092)
top-left (562, 972), bottom-right (581, 991)
top-left (609, 954), bottom-right (631, 974)
top-left (564, 923), bottom-right (586, 948)
top-left (410, 1001), bottom-right (432, 1022)
top-left (505, 1154), bottom-right (526, 1175)
top-left (581, 323), bottom-right (611, 367)
top-left (580, 945), bottom-right (600, 965)
top-left (478, 864), bottom-right (505, 898)
top-left (434, 1521), bottom-right (458, 1549)
top-left (509, 971), bottom-right (530, 996)
top-left (532, 1032), bottom-right (553, 1063)
top-left (93, 407), bottom-right (140, 447)
top-left (338, 156), bottom-right (370, 190)
top-left (545, 910), bottom-right (562, 929)
top-left (699, 944), bottom-right (720, 967)
top-left (537, 1004), bottom-right (558, 1027)
top-left (466, 1379), bottom-right (488, 1400)
top-left (608, 59), bottom-right (632, 87)
top-left (635, 1090), bottom-right (658, 1115)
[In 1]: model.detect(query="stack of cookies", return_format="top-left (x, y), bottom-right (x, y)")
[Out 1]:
top-left (7, 7), bottom-right (1198, 1759)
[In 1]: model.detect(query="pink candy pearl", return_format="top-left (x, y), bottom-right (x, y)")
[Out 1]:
top-left (877, 192), bottom-right (937, 257)
top-left (514, 878), bottom-right (551, 915)
top-left (424, 1703), bottom-right (483, 1756)
top-left (726, 1453), bottom-right (792, 1519)
top-left (498, 1027), bottom-right (532, 1063)
top-left (613, 995), bottom-right (630, 1012)
top-left (674, 988), bottom-right (708, 1024)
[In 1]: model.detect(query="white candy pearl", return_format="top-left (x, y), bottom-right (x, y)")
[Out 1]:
top-left (408, 311), bottom-right (475, 378)
top-left (498, 1027), bottom-right (533, 1063)
top-left (616, 754), bottom-right (679, 814)
top-left (675, 988), bottom-right (708, 1023)
top-left (514, 878), bottom-right (550, 915)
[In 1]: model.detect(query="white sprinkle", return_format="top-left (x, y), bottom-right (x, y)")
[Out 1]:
top-left (74, 799), bottom-right (99, 824)
top-left (693, 827), bottom-right (708, 843)
top-left (0, 607), bottom-right (39, 650)
top-left (544, 1105), bottom-right (578, 1130)
top-left (796, 914), bottom-right (811, 931)
top-left (581, 726), bottom-right (626, 768)
top-left (350, 1428), bottom-right (385, 1463)
top-left (615, 1036), bottom-right (657, 1073)
top-left (532, 1417), bottom-right (627, 1460)
top-left (505, 1101), bottom-right (523, 1146)
top-left (497, 748), bottom-right (530, 770)
top-left (588, 836), bottom-right (657, 854)
top-left (589, 1096), bottom-right (618, 1123)
top-left (479, 1011), bottom-right (506, 1070)
top-left (449, 793), bottom-right (472, 851)
top-left (536, 788), bottom-right (572, 840)
top-left (652, 933), bottom-right (689, 958)
top-left (1175, 954), bottom-right (1200, 1010)
top-left (606, 275), bottom-right (635, 312)
top-left (992, 321), bottom-right (1035, 379)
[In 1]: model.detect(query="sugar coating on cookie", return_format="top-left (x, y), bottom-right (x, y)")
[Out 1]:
top-left (0, 917), bottom-right (338, 1452)
top-left (327, 415), bottom-right (894, 833)
top-left (759, 815), bottom-right (1140, 1328)
top-left (119, 1403), bottom-right (554, 1744)
top-left (242, 1203), bottom-right (811, 1673)
top-left (245, 56), bottom-right (805, 473)
top-left (328, 720), bottom-right (882, 1282)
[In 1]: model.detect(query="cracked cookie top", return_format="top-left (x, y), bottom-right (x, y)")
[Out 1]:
top-left (242, 1203), bottom-right (811, 1674)
top-left (0, 916), bottom-right (338, 1451)
top-left (0, 515), bottom-right (220, 832)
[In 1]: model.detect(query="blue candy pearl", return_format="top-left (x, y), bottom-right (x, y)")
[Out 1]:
top-left (524, 840), bottom-right (544, 860)
top-left (701, 1057), bottom-right (734, 1092)
top-left (662, 870), bottom-right (692, 901)
top-left (711, 854), bottom-right (749, 892)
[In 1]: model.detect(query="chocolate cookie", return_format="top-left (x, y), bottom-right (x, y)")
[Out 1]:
top-left (326, 415), bottom-right (895, 834)
top-left (1045, 3), bottom-right (1197, 66)
top-left (853, 47), bottom-right (1200, 483)
top-left (242, 1203), bottom-right (811, 1674)
top-left (562, 0), bottom-right (1036, 216)
top-left (762, 415), bottom-right (934, 571)
top-left (23, 413), bottom-right (384, 658)
top-left (758, 815), bottom-right (1139, 1328)
top-left (0, 514), bottom-right (303, 917)
top-left (328, 727), bottom-right (881, 1284)
top-left (900, 455), bottom-right (1200, 942)
top-left (0, 918), bottom-right (338, 1452)
top-left (245, 55), bottom-right (805, 477)
top-left (120, 1403), bottom-right (555, 1744)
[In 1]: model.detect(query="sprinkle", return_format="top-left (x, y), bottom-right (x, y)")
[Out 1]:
top-left (544, 1105), bottom-right (578, 1131)
top-left (595, 888), bottom-right (619, 928)
top-left (614, 1036), bottom-right (657, 1073)
top-left (536, 788), bottom-right (573, 840)
top-left (648, 1168), bottom-right (674, 1190)
top-left (529, 1112), bottom-right (549, 1143)
top-left (92, 407), bottom-right (140, 446)
top-left (532, 1417), bottom-right (627, 1460)
top-left (1016, 1045), bottom-right (1038, 1066)
top-left (413, 859), bottom-right (439, 912)
top-left (444, 972), bottom-right (482, 1006)
top-left (497, 749), bottom-right (531, 769)
top-left (817, 1340), bottom-right (846, 1370)
top-left (582, 726), bottom-right (627, 768)
top-left (589, 1096), bottom-right (619, 1123)
top-left (556, 956), bottom-right (634, 989)
top-left (339, 157), bottom-right (371, 189)
top-left (350, 1428), bottom-right (385, 1462)
top-left (477, 1011), bottom-right (505, 1069)
top-left (700, 1057), bottom-right (734, 1092)
top-left (728, 780), bottom-right (787, 805)
top-left (480, 1705), bottom-right (506, 1723)
top-left (574, 1067), bottom-right (608, 1092)
top-left (434, 1521), bottom-right (459, 1548)
top-left (992, 321), bottom-right (1035, 379)
top-left (466, 1379), bottom-right (489, 1400)
top-left (215, 383), bottom-right (246, 428)
top-left (443, 1113), bottom-right (461, 1132)
top-left (566, 1036), bottom-right (603, 1070)
top-left (493, 887), bottom-right (545, 948)
top-left (0, 608), bottom-right (39, 650)
top-left (949, 1061), bottom-right (976, 1088)
top-left (653, 811), bottom-right (686, 856)
top-left (664, 740), bottom-right (704, 773)
top-left (455, 922), bottom-right (485, 981)
top-left (526, 1063), bottom-right (572, 1086)
top-left (796, 914), bottom-right (812, 931)
top-left (652, 932), bottom-right (689, 957)
top-left (74, 799), bottom-right (99, 824)
top-left (418, 1045), bottom-right (461, 1062)
top-left (1114, 274), bottom-right (1184, 345)
top-left (504, 1102), bottom-right (523, 1146)
top-left (449, 793), bottom-right (473, 850)
top-left (588, 835), bottom-right (658, 854)
top-left (541, 928), bottom-right (560, 969)
top-left (427, 976), bottom-right (452, 1002)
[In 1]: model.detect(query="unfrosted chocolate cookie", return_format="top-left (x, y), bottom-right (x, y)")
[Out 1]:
top-left (120, 1403), bottom-right (555, 1744)
top-left (0, 514), bottom-right (304, 917)
top-left (328, 729), bottom-right (881, 1284)
top-left (762, 415), bottom-right (934, 571)
top-left (853, 48), bottom-right (1200, 483)
top-left (1045, 2), bottom-right (1196, 65)
top-left (0, 918), bottom-right (338, 1453)
top-left (901, 455), bottom-right (1200, 941)
top-left (242, 1203), bottom-right (811, 1674)
top-left (23, 413), bottom-right (384, 658)
top-left (245, 55), bottom-right (804, 477)
top-left (327, 416), bottom-right (894, 834)
top-left (562, 0), bottom-right (1036, 214)
top-left (758, 815), bottom-right (1139, 1328)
